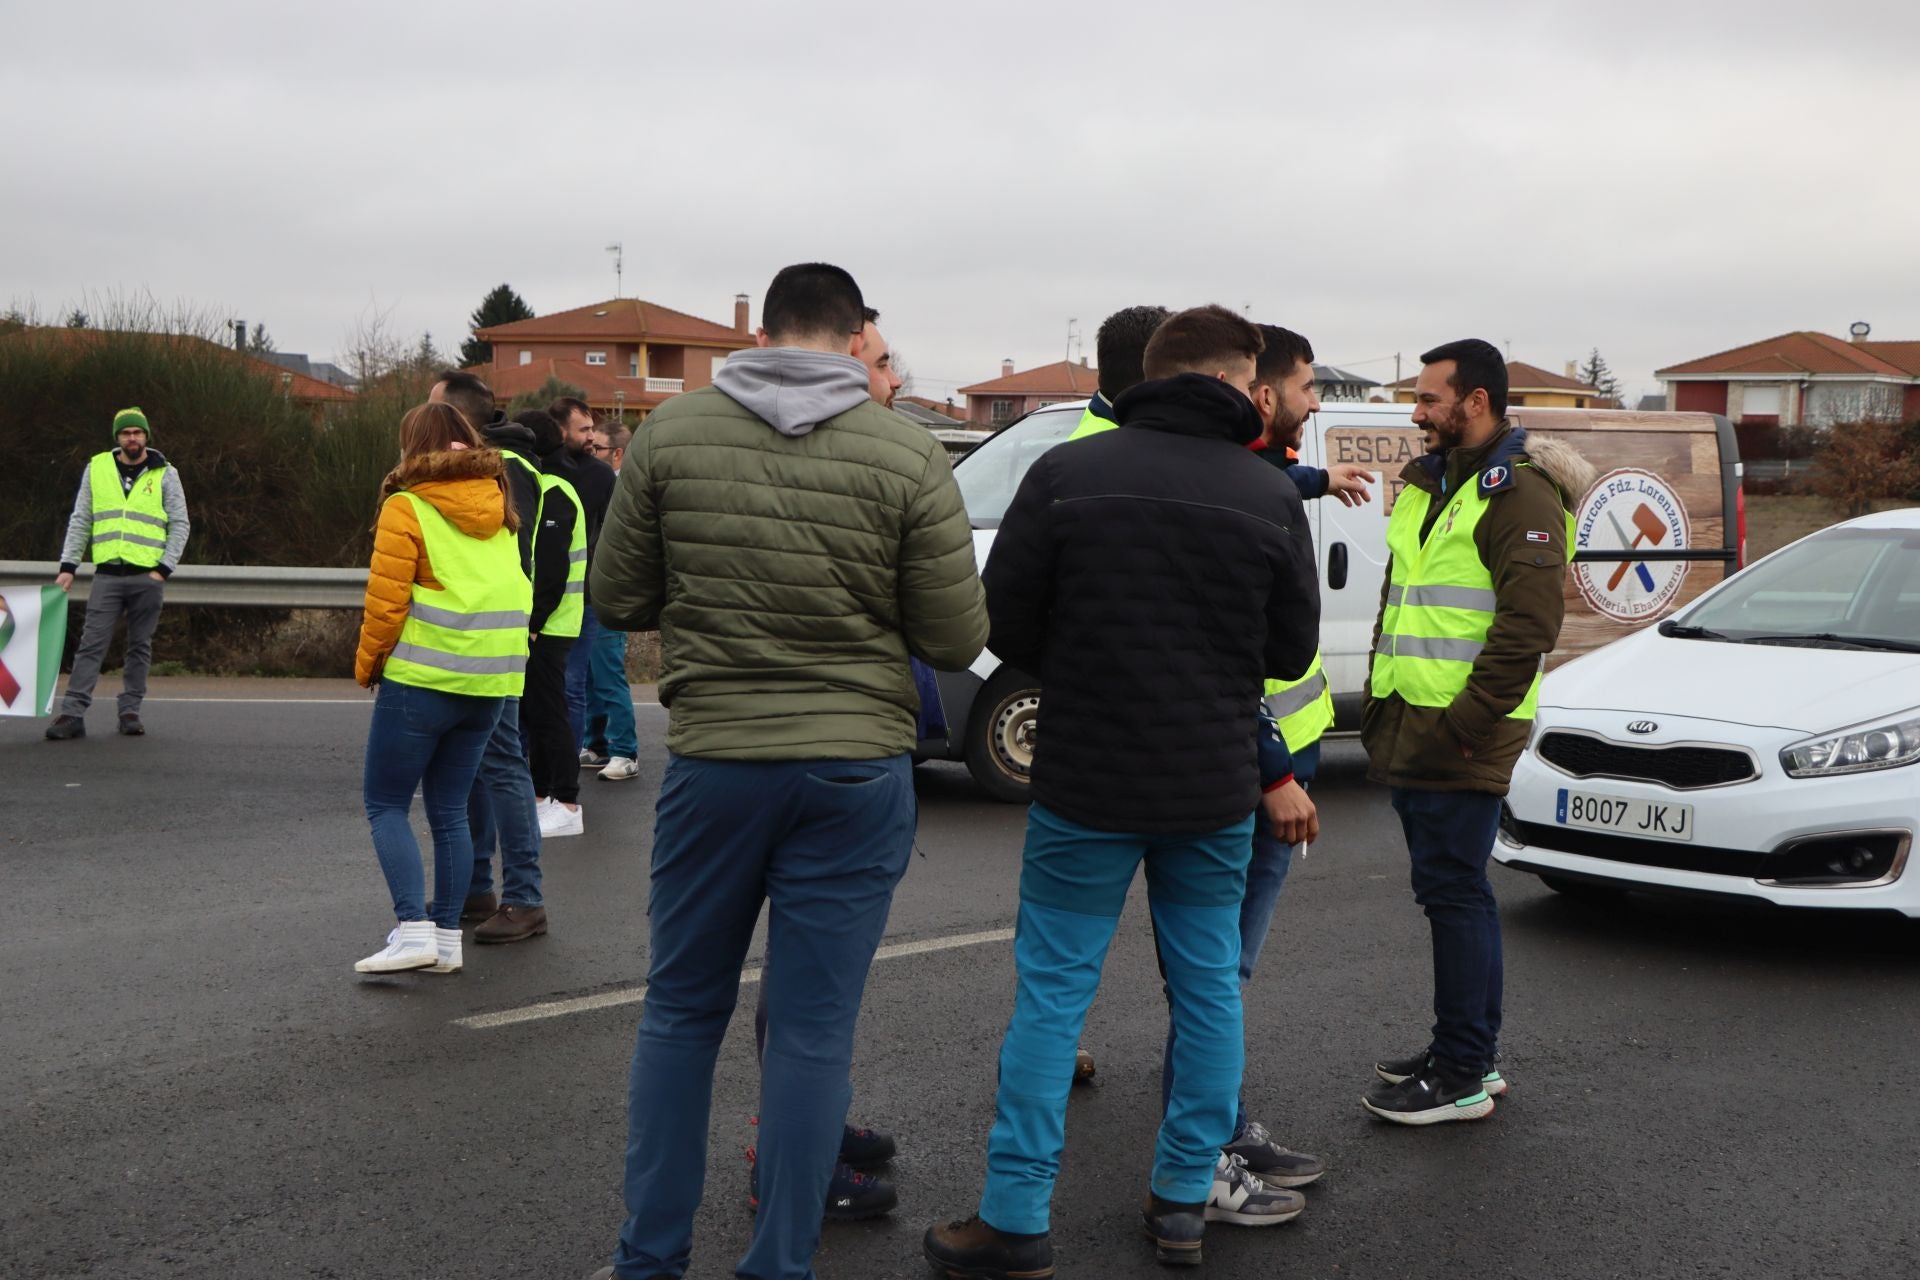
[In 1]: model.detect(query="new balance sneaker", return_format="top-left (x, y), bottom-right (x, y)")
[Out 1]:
top-left (747, 1150), bottom-right (898, 1221)
top-left (1222, 1120), bottom-right (1324, 1188)
top-left (1363, 1059), bottom-right (1496, 1125)
top-left (1140, 1193), bottom-right (1206, 1267)
top-left (353, 921), bottom-right (438, 973)
top-left (839, 1122), bottom-right (896, 1169)
top-left (429, 926), bottom-right (462, 974)
top-left (598, 756), bottom-right (640, 781)
top-left (1205, 1152), bottom-right (1305, 1226)
top-left (1375, 1050), bottom-right (1508, 1097)
top-left (538, 799), bottom-right (584, 838)
top-left (579, 747), bottom-right (609, 768)
top-left (923, 1215), bottom-right (1055, 1279)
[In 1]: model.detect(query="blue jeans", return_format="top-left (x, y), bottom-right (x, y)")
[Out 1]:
top-left (1390, 786), bottom-right (1504, 1073)
top-left (566, 603), bottom-right (601, 746)
top-left (583, 619), bottom-right (638, 759)
top-left (613, 753), bottom-right (915, 1280)
top-left (467, 696), bottom-right (543, 907)
top-left (980, 803), bottom-right (1254, 1234)
top-left (1160, 742), bottom-right (1320, 1130)
top-left (362, 680), bottom-right (500, 928)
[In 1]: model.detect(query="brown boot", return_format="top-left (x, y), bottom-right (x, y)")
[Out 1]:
top-left (459, 892), bottom-right (499, 924)
top-left (923, 1215), bottom-right (1054, 1279)
top-left (44, 715), bottom-right (85, 741)
top-left (474, 903), bottom-right (548, 944)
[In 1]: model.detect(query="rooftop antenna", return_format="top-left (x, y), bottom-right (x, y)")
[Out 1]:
top-left (606, 242), bottom-right (624, 297)
top-left (1066, 317), bottom-right (1080, 364)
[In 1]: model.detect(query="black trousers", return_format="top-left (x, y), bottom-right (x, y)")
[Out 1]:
top-left (523, 634), bottom-right (579, 804)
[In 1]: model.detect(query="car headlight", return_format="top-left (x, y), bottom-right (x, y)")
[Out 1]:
top-left (1781, 710), bottom-right (1920, 778)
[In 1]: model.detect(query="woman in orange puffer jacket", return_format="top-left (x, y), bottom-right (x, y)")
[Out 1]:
top-left (352, 403), bottom-right (527, 977)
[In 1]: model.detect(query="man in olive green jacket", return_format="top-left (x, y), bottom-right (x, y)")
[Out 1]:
top-left (586, 262), bottom-right (986, 1280)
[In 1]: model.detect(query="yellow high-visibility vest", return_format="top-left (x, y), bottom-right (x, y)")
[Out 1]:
top-left (1263, 650), bottom-right (1335, 752)
top-left (86, 452), bottom-right (169, 568)
top-left (383, 492), bottom-right (531, 698)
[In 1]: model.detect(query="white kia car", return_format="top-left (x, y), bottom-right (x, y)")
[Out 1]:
top-left (1495, 506), bottom-right (1920, 915)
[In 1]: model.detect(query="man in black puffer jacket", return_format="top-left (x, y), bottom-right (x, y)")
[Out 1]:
top-left (926, 306), bottom-right (1319, 1278)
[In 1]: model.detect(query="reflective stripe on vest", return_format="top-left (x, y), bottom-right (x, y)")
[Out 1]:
top-left (381, 492), bottom-right (532, 698)
top-left (1370, 465), bottom-right (1573, 722)
top-left (87, 452), bottom-right (170, 567)
top-left (1263, 650), bottom-right (1335, 753)
top-left (537, 472), bottom-right (588, 636)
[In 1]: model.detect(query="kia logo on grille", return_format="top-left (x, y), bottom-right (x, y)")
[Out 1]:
top-left (1626, 720), bottom-right (1659, 735)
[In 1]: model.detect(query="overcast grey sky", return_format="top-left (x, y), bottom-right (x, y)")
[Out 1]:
top-left (7, 0), bottom-right (1918, 402)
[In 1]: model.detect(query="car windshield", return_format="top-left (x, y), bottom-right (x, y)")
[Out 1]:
top-left (952, 405), bottom-right (1087, 526)
top-left (1675, 526), bottom-right (1920, 649)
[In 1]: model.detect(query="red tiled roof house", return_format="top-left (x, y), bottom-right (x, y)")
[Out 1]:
top-left (1656, 329), bottom-right (1920, 427)
top-left (957, 358), bottom-right (1101, 427)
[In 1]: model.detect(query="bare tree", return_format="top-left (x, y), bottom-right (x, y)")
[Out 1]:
top-left (1814, 421), bottom-right (1920, 517)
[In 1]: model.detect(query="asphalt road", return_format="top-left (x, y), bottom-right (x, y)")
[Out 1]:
top-left (4, 678), bottom-right (1916, 1280)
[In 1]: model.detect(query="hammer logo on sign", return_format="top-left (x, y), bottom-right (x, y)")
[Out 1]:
top-left (1572, 468), bottom-right (1692, 624)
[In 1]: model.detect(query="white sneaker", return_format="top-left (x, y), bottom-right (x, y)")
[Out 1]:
top-left (539, 800), bottom-right (584, 838)
top-left (579, 748), bottom-right (609, 768)
top-left (430, 926), bottom-right (463, 974)
top-left (598, 756), bottom-right (639, 781)
top-left (354, 920), bottom-right (438, 973)
top-left (1205, 1152), bottom-right (1305, 1226)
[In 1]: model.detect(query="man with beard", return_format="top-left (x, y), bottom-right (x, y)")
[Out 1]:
top-left (1361, 339), bottom-right (1591, 1124)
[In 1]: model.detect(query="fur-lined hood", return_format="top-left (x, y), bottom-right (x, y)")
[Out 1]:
top-left (386, 448), bottom-right (510, 539)
top-left (1522, 434), bottom-right (1598, 509)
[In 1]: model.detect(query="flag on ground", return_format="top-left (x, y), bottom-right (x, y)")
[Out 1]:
top-left (0, 585), bottom-right (69, 718)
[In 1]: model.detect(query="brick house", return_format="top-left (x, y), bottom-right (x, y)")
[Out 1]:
top-left (470, 295), bottom-right (757, 419)
top-left (1390, 360), bottom-right (1604, 408)
top-left (1656, 329), bottom-right (1920, 427)
top-left (957, 358), bottom-right (1102, 427)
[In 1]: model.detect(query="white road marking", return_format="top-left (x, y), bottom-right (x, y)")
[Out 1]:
top-left (454, 926), bottom-right (1015, 1031)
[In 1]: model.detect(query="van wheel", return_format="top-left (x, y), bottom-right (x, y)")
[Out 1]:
top-left (1540, 874), bottom-right (1627, 904)
top-left (965, 669), bottom-right (1039, 804)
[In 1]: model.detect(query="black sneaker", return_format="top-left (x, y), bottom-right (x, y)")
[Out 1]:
top-left (923, 1214), bottom-right (1055, 1279)
top-left (1375, 1049), bottom-right (1507, 1096)
top-left (1362, 1059), bottom-right (1496, 1126)
top-left (747, 1149), bottom-right (897, 1220)
top-left (1141, 1193), bottom-right (1206, 1267)
top-left (44, 715), bottom-right (84, 741)
top-left (839, 1121), bottom-right (896, 1169)
top-left (1221, 1120), bottom-right (1323, 1188)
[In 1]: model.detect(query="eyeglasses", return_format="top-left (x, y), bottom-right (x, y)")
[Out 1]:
top-left (588, 444), bottom-right (613, 456)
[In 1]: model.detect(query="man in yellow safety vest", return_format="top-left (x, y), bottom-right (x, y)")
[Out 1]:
top-left (1360, 339), bottom-right (1592, 1126)
top-left (46, 408), bottom-right (191, 740)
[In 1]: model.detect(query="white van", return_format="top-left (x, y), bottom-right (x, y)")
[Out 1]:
top-left (918, 399), bottom-right (1744, 801)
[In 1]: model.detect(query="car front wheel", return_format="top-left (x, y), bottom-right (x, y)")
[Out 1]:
top-left (965, 668), bottom-right (1039, 804)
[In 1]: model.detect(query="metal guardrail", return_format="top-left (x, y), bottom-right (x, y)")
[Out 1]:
top-left (0, 562), bottom-right (366, 608)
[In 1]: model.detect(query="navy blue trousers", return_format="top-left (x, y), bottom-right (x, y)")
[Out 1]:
top-left (612, 752), bottom-right (915, 1280)
top-left (1391, 786), bottom-right (1504, 1073)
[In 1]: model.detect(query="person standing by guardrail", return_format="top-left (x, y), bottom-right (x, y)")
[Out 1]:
top-left (583, 262), bottom-right (987, 1280)
top-left (351, 402), bottom-right (528, 976)
top-left (1361, 339), bottom-right (1592, 1124)
top-left (45, 408), bottom-right (190, 741)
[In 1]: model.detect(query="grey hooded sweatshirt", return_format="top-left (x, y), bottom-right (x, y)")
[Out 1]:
top-left (711, 347), bottom-right (871, 437)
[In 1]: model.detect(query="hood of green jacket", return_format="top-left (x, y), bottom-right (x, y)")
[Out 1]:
top-left (712, 348), bottom-right (871, 437)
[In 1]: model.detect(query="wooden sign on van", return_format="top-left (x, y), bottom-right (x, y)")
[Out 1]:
top-left (1324, 427), bottom-right (1425, 514)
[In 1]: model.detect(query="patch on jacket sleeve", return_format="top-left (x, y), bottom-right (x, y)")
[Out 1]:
top-left (1477, 464), bottom-right (1516, 496)
top-left (1526, 529), bottom-right (1551, 543)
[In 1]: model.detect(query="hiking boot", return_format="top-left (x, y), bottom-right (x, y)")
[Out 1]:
top-left (1375, 1049), bottom-right (1508, 1097)
top-left (460, 892), bottom-right (499, 924)
top-left (1206, 1152), bottom-right (1304, 1226)
top-left (353, 921), bottom-right (438, 974)
top-left (1141, 1193), bottom-right (1206, 1267)
top-left (117, 712), bottom-right (145, 736)
top-left (598, 756), bottom-right (640, 781)
top-left (839, 1122), bottom-right (896, 1169)
top-left (1363, 1058), bottom-right (1496, 1125)
top-left (1073, 1046), bottom-right (1096, 1085)
top-left (474, 903), bottom-right (548, 944)
top-left (1222, 1119), bottom-right (1324, 1188)
top-left (923, 1214), bottom-right (1055, 1279)
top-left (747, 1150), bottom-right (898, 1221)
top-left (429, 926), bottom-right (462, 974)
top-left (44, 715), bottom-right (84, 741)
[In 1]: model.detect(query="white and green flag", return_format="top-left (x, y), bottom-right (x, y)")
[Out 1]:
top-left (0, 585), bottom-right (69, 718)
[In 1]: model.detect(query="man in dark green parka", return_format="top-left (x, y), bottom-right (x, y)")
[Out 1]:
top-left (586, 262), bottom-right (987, 1280)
